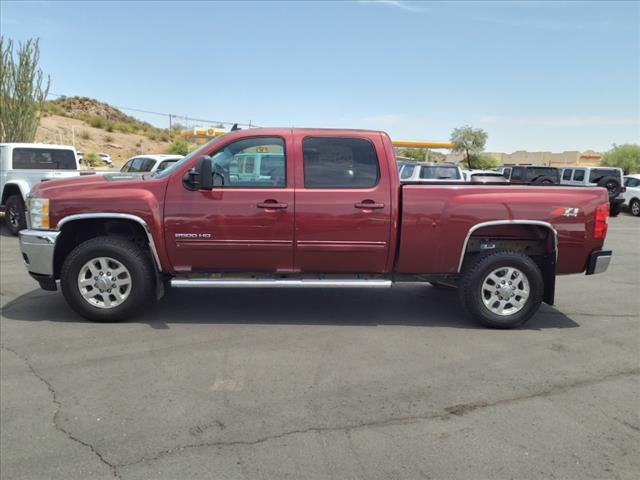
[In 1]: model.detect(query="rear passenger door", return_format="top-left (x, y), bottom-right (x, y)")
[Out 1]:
top-left (293, 132), bottom-right (392, 273)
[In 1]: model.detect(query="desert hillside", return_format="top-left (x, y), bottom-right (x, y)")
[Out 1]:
top-left (35, 97), bottom-right (188, 169)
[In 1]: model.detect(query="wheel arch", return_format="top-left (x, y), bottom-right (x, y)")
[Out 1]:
top-left (458, 220), bottom-right (558, 305)
top-left (54, 213), bottom-right (162, 279)
top-left (1, 181), bottom-right (29, 205)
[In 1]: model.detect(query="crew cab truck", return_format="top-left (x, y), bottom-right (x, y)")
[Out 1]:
top-left (18, 128), bottom-right (612, 328)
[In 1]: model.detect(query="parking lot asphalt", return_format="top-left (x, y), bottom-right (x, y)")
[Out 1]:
top-left (1, 214), bottom-right (638, 480)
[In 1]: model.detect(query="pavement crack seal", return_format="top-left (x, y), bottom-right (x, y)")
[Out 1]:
top-left (1, 345), bottom-right (123, 480)
top-left (118, 367), bottom-right (639, 469)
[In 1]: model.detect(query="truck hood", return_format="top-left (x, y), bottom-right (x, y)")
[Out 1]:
top-left (30, 172), bottom-right (152, 198)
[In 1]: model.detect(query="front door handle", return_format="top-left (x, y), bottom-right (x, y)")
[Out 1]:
top-left (354, 201), bottom-right (385, 210)
top-left (257, 200), bottom-right (288, 210)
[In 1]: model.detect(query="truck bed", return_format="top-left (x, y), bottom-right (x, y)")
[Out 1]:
top-left (396, 184), bottom-right (608, 275)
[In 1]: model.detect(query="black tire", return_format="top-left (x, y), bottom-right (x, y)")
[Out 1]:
top-left (531, 176), bottom-right (555, 185)
top-left (630, 199), bottom-right (640, 217)
top-left (610, 203), bottom-right (622, 217)
top-left (60, 236), bottom-right (156, 322)
top-left (597, 176), bottom-right (621, 199)
top-left (459, 250), bottom-right (544, 329)
top-left (4, 194), bottom-right (26, 235)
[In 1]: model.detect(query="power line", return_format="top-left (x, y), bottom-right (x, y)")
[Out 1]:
top-left (46, 92), bottom-right (258, 128)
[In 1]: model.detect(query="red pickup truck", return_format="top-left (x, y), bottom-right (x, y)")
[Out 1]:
top-left (18, 128), bottom-right (612, 328)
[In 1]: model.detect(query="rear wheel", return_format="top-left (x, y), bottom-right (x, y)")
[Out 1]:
top-left (61, 236), bottom-right (156, 321)
top-left (597, 176), bottom-right (621, 199)
top-left (5, 195), bottom-right (26, 235)
top-left (610, 203), bottom-right (622, 217)
top-left (459, 251), bottom-right (543, 328)
top-left (631, 199), bottom-right (640, 217)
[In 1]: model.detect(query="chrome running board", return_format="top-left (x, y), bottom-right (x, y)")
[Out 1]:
top-left (170, 278), bottom-right (392, 288)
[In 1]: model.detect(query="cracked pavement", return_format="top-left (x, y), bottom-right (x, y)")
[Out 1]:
top-left (1, 215), bottom-right (639, 479)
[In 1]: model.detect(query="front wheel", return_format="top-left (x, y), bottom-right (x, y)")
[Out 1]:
top-left (459, 251), bottom-right (543, 328)
top-left (630, 199), bottom-right (640, 217)
top-left (60, 236), bottom-right (156, 321)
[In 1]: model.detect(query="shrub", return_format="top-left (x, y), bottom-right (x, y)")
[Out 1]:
top-left (104, 134), bottom-right (114, 143)
top-left (80, 129), bottom-right (91, 140)
top-left (87, 116), bottom-right (106, 129)
top-left (471, 154), bottom-right (499, 169)
top-left (166, 138), bottom-right (190, 155)
top-left (83, 151), bottom-right (101, 167)
top-left (105, 121), bottom-right (114, 132)
top-left (601, 144), bottom-right (640, 174)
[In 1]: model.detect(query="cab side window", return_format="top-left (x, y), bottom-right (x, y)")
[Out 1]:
top-left (573, 169), bottom-right (585, 181)
top-left (303, 137), bottom-right (380, 188)
top-left (210, 137), bottom-right (286, 188)
top-left (562, 169), bottom-right (573, 181)
top-left (510, 167), bottom-right (524, 181)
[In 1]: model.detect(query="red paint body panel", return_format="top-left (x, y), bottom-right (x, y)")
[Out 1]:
top-left (29, 127), bottom-right (608, 278)
top-left (397, 185), bottom-right (608, 274)
top-left (291, 129), bottom-right (394, 273)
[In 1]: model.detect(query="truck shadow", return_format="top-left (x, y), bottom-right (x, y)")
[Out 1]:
top-left (1, 285), bottom-right (579, 330)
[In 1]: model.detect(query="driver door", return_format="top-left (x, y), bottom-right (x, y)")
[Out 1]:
top-left (164, 135), bottom-right (295, 273)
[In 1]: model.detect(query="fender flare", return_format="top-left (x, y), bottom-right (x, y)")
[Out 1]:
top-left (57, 213), bottom-right (162, 271)
top-left (1, 180), bottom-right (30, 203)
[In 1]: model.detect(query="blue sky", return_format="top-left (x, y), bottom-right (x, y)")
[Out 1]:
top-left (1, 0), bottom-right (638, 152)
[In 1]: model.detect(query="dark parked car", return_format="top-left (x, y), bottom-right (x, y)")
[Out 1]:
top-left (506, 166), bottom-right (561, 185)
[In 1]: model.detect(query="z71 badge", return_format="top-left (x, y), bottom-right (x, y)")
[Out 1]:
top-left (552, 207), bottom-right (580, 217)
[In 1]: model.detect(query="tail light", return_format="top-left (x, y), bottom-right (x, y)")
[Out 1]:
top-left (594, 203), bottom-right (609, 239)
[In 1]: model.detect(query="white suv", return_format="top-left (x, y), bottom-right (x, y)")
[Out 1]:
top-left (623, 174), bottom-right (640, 217)
top-left (560, 167), bottom-right (625, 216)
top-left (0, 143), bottom-right (81, 235)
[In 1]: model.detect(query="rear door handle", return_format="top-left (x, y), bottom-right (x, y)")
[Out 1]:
top-left (354, 201), bottom-right (385, 210)
top-left (257, 201), bottom-right (288, 210)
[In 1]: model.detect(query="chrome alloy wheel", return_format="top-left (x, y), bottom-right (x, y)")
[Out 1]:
top-left (632, 201), bottom-right (640, 216)
top-left (481, 267), bottom-right (530, 316)
top-left (77, 257), bottom-right (131, 309)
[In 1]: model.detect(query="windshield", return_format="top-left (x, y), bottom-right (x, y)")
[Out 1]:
top-left (154, 135), bottom-right (226, 178)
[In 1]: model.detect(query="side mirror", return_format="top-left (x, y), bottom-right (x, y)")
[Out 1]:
top-left (184, 156), bottom-right (213, 190)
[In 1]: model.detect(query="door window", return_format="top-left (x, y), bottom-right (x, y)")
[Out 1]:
top-left (210, 137), bottom-right (286, 188)
top-left (303, 137), bottom-right (380, 188)
top-left (573, 169), bottom-right (585, 181)
top-left (562, 169), bottom-right (573, 181)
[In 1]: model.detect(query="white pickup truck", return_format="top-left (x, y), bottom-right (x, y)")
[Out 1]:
top-left (0, 143), bottom-right (81, 235)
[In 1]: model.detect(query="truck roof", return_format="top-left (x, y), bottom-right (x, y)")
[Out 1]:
top-left (0, 143), bottom-right (77, 150)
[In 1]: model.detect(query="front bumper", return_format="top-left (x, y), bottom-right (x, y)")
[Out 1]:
top-left (586, 250), bottom-right (612, 275)
top-left (19, 229), bottom-right (60, 277)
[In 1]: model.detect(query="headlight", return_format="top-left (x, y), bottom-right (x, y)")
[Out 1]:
top-left (28, 198), bottom-right (50, 229)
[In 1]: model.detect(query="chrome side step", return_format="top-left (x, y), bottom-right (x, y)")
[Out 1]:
top-left (170, 278), bottom-right (392, 288)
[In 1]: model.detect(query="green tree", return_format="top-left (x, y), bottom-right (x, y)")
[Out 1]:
top-left (450, 125), bottom-right (488, 169)
top-left (600, 144), bottom-right (640, 174)
top-left (0, 37), bottom-right (50, 142)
